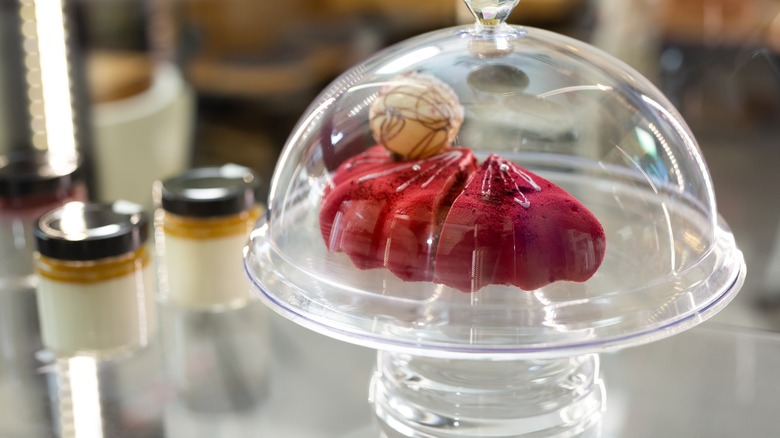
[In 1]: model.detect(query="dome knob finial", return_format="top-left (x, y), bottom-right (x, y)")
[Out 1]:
top-left (462, 0), bottom-right (520, 28)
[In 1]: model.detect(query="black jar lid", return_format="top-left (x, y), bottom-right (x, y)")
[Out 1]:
top-left (160, 164), bottom-right (261, 218)
top-left (34, 201), bottom-right (149, 261)
top-left (0, 150), bottom-right (81, 198)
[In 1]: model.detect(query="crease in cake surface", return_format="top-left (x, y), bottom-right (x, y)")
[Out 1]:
top-left (320, 145), bottom-right (478, 281)
top-left (434, 155), bottom-right (606, 291)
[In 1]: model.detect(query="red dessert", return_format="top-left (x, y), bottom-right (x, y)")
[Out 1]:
top-left (320, 145), bottom-right (478, 281)
top-left (320, 148), bottom-right (605, 292)
top-left (321, 72), bottom-right (605, 291)
top-left (434, 155), bottom-right (606, 292)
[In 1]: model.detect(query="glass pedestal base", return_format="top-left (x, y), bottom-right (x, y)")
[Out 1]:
top-left (369, 351), bottom-right (605, 438)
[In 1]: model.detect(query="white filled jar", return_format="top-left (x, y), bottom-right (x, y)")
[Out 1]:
top-left (34, 201), bottom-right (156, 357)
top-left (156, 164), bottom-right (262, 310)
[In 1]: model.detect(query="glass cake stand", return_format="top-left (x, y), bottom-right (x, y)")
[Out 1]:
top-left (245, 1), bottom-right (746, 436)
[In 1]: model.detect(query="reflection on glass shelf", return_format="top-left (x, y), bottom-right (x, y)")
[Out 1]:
top-left (601, 324), bottom-right (780, 437)
top-left (159, 301), bottom-right (270, 413)
top-left (39, 344), bottom-right (165, 438)
top-left (55, 356), bottom-right (103, 438)
top-left (7, 306), bottom-right (780, 436)
top-left (346, 323), bottom-right (780, 437)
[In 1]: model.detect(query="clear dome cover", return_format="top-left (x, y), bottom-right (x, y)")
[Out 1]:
top-left (245, 16), bottom-right (744, 358)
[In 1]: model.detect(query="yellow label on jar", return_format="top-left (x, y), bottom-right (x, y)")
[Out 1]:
top-left (35, 245), bottom-right (151, 284)
top-left (162, 206), bottom-right (262, 240)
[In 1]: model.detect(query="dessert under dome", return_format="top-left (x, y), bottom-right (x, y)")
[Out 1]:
top-left (245, 6), bottom-right (745, 358)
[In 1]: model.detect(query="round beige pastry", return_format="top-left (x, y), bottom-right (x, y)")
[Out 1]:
top-left (369, 72), bottom-right (464, 160)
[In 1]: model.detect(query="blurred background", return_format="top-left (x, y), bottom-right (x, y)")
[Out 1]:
top-left (1, 0), bottom-right (780, 436)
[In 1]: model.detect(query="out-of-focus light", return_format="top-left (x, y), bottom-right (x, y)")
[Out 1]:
top-left (58, 356), bottom-right (104, 438)
top-left (376, 47), bottom-right (442, 75)
top-left (19, 0), bottom-right (78, 171)
top-left (537, 84), bottom-right (613, 99)
top-left (634, 126), bottom-right (657, 157)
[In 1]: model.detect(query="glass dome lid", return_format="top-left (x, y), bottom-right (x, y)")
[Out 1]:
top-left (245, 1), bottom-right (745, 359)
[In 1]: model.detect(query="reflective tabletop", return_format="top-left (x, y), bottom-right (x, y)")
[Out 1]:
top-left (2, 286), bottom-right (780, 437)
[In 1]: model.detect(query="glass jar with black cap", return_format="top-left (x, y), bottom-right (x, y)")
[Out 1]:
top-left (33, 201), bottom-right (156, 357)
top-left (155, 164), bottom-right (262, 310)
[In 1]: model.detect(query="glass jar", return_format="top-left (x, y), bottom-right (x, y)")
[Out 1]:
top-left (156, 164), bottom-right (262, 310)
top-left (34, 201), bottom-right (156, 357)
top-left (0, 151), bottom-right (86, 371)
top-left (155, 165), bottom-right (268, 413)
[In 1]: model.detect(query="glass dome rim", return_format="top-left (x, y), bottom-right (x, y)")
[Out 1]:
top-left (246, 245), bottom-right (744, 360)
top-left (244, 215), bottom-right (745, 359)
